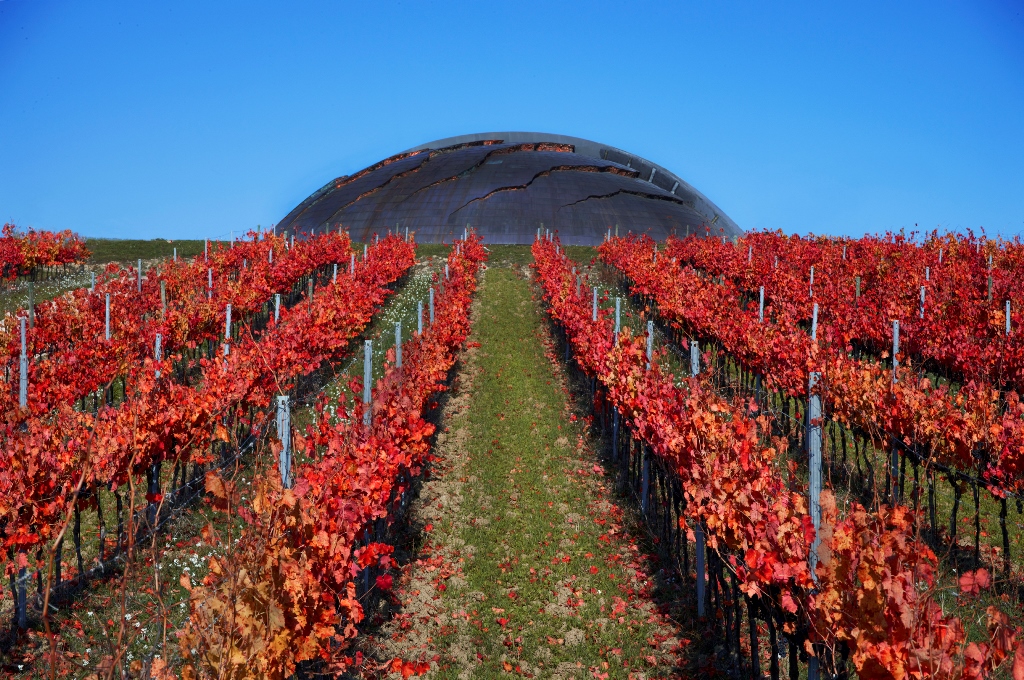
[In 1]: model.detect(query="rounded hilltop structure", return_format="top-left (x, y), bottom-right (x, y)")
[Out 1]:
top-left (276, 132), bottom-right (741, 245)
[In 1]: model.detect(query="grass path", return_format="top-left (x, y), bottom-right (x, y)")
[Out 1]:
top-left (369, 259), bottom-right (687, 679)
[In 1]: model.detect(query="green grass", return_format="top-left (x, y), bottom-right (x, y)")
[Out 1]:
top-left (83, 238), bottom-right (207, 264)
top-left (0, 274), bottom-right (91, 317)
top-left (414, 243), bottom-right (452, 260)
top-left (373, 262), bottom-right (686, 677)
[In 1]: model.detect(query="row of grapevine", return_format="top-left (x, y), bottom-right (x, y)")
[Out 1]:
top-left (173, 236), bottom-right (487, 678)
top-left (669, 231), bottom-right (1024, 391)
top-left (600, 233), bottom-right (1024, 496)
top-left (0, 232), bottom-right (415, 635)
top-left (534, 234), bottom-right (1021, 680)
top-left (1, 229), bottom-right (351, 416)
top-left (0, 223), bottom-right (89, 280)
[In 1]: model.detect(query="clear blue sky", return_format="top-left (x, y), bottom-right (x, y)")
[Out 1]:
top-left (1, 1), bottom-right (1021, 240)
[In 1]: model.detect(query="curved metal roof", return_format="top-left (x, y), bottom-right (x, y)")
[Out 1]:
top-left (276, 132), bottom-right (740, 245)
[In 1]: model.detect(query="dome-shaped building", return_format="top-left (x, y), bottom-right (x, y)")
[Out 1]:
top-left (276, 132), bottom-right (740, 245)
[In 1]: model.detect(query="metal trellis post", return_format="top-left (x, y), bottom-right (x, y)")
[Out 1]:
top-left (155, 333), bottom-right (162, 378)
top-left (808, 371), bottom-right (823, 579)
top-left (646, 320), bottom-right (654, 369)
top-left (807, 373), bottom-right (822, 680)
top-left (614, 298), bottom-right (621, 345)
top-left (277, 396), bottom-right (291, 488)
top-left (891, 320), bottom-right (900, 502)
top-left (224, 304), bottom-right (232, 357)
top-left (19, 317), bottom-right (28, 408)
top-left (691, 340), bottom-right (706, 617)
top-left (395, 322), bottom-right (402, 369)
top-left (363, 340), bottom-right (373, 427)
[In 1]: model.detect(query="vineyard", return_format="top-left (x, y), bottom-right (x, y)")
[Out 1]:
top-left (2, 227), bottom-right (1024, 679)
top-left (0, 224), bottom-right (89, 281)
top-left (535, 229), bottom-right (1024, 680)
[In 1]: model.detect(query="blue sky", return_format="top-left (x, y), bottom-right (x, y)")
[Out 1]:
top-left (1, 1), bottom-right (1021, 240)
